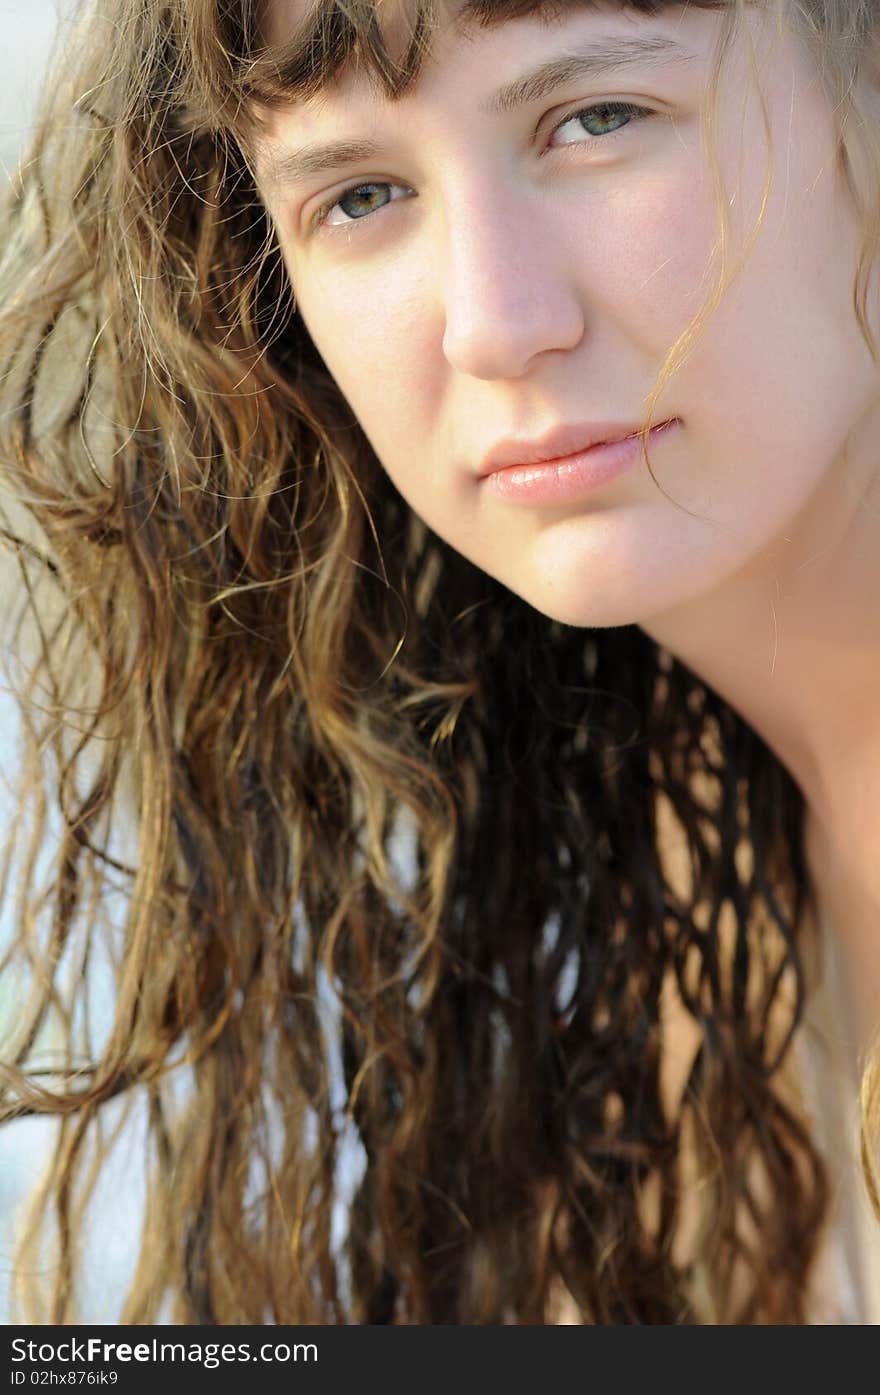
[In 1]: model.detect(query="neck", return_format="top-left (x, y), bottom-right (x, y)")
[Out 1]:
top-left (802, 805), bottom-right (880, 1066)
top-left (639, 429), bottom-right (880, 1064)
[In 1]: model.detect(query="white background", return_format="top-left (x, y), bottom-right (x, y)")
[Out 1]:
top-left (0, 3), bottom-right (73, 177)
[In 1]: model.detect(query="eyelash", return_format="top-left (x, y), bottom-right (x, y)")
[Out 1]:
top-left (309, 100), bottom-right (655, 234)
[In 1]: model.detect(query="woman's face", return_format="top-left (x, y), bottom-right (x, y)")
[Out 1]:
top-left (254, 1), bottom-right (880, 628)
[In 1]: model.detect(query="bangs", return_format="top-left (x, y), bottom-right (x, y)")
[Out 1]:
top-left (234, 0), bottom-right (711, 111)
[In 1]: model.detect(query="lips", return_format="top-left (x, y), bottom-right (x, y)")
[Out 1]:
top-left (478, 420), bottom-right (675, 477)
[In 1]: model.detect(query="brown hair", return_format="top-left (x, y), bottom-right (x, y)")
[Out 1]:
top-left (0, 0), bottom-right (877, 1323)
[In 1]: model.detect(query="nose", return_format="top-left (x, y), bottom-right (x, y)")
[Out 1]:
top-left (440, 185), bottom-right (585, 380)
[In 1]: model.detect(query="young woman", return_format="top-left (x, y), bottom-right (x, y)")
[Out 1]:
top-left (1, 0), bottom-right (879, 1324)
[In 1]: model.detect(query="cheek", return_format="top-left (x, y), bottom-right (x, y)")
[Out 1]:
top-left (695, 196), bottom-right (868, 487)
top-left (292, 268), bottom-right (444, 473)
top-left (562, 173), bottom-right (715, 335)
top-left (630, 109), bottom-right (871, 521)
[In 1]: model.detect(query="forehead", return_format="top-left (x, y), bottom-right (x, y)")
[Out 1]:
top-left (253, 0), bottom-right (706, 102)
top-left (260, 0), bottom-right (695, 39)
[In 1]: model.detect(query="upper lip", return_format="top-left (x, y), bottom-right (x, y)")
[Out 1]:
top-left (477, 420), bottom-right (674, 477)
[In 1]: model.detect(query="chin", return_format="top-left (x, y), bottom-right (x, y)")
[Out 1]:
top-left (517, 588), bottom-right (645, 630)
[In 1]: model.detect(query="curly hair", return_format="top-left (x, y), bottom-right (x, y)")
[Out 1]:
top-left (0, 0), bottom-right (877, 1323)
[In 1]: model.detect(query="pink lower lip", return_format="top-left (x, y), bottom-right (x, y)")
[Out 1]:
top-left (482, 420), bottom-right (678, 505)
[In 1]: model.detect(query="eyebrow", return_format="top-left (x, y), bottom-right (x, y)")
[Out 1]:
top-left (485, 34), bottom-right (697, 116)
top-left (258, 34), bottom-right (697, 194)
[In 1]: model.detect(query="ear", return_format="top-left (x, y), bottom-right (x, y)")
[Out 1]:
top-left (862, 23), bottom-right (880, 91)
top-left (846, 20), bottom-right (880, 114)
top-left (832, 41), bottom-right (880, 212)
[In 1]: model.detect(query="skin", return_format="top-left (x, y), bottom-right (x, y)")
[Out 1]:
top-left (253, 1), bottom-right (880, 1060)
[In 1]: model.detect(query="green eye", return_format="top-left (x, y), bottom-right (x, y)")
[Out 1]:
top-left (550, 100), bottom-right (653, 149)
